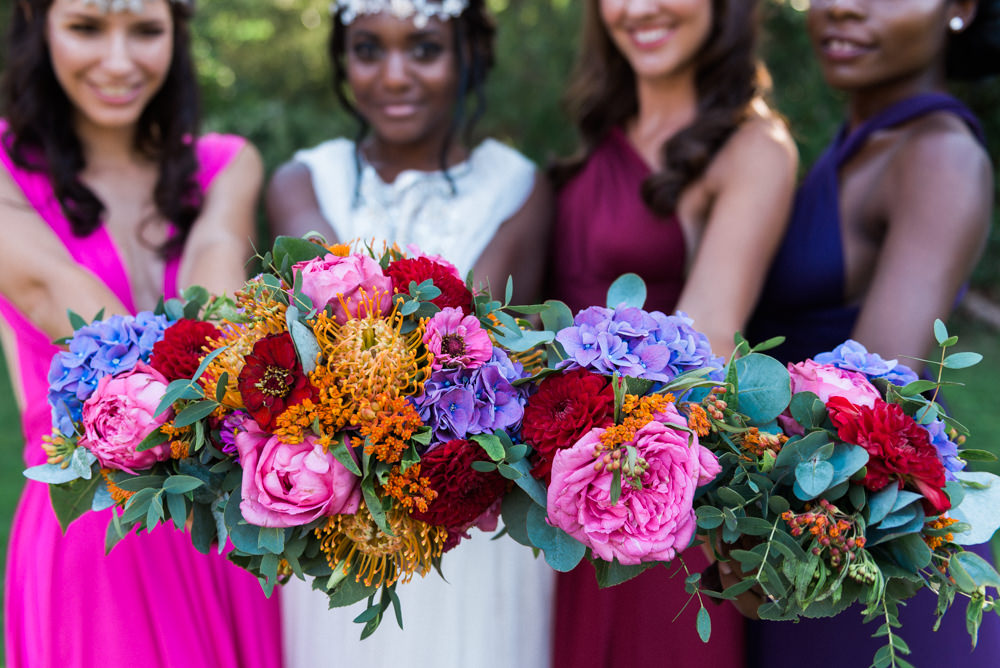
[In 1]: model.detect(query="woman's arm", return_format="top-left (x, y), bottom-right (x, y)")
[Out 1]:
top-left (471, 172), bottom-right (554, 304)
top-left (177, 143), bottom-right (263, 296)
top-left (851, 124), bottom-right (992, 368)
top-left (0, 167), bottom-right (129, 340)
top-left (676, 117), bottom-right (799, 354)
top-left (266, 160), bottom-right (337, 243)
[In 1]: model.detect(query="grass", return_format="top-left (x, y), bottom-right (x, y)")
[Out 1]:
top-left (0, 315), bottom-right (997, 665)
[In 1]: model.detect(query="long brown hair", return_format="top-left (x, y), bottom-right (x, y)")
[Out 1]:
top-left (1, 0), bottom-right (202, 259)
top-left (554, 0), bottom-right (768, 217)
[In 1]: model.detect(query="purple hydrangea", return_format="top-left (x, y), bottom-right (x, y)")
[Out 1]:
top-left (48, 312), bottom-right (172, 434)
top-left (814, 339), bottom-right (919, 386)
top-left (411, 348), bottom-right (529, 444)
top-left (556, 306), bottom-right (723, 382)
top-left (924, 418), bottom-right (966, 481)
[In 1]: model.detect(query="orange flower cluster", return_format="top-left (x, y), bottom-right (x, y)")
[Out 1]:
top-left (160, 422), bottom-right (192, 459)
top-left (782, 499), bottom-right (865, 569)
top-left (739, 427), bottom-right (787, 459)
top-left (101, 468), bottom-right (135, 505)
top-left (924, 516), bottom-right (960, 551)
top-left (598, 393), bottom-right (675, 452)
top-left (684, 404), bottom-right (712, 437)
top-left (273, 367), bottom-right (350, 445)
top-left (358, 393), bottom-right (425, 464)
top-left (384, 464), bottom-right (437, 513)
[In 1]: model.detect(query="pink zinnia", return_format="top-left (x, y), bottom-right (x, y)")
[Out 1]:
top-left (423, 307), bottom-right (492, 370)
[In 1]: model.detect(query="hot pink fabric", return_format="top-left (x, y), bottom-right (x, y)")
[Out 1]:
top-left (0, 122), bottom-right (282, 668)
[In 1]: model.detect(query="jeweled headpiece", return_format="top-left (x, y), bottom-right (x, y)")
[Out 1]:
top-left (330, 0), bottom-right (468, 29)
top-left (81, 0), bottom-right (192, 13)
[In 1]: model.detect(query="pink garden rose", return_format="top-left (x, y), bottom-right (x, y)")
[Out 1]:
top-left (547, 403), bottom-right (721, 565)
top-left (423, 307), bottom-right (493, 370)
top-left (293, 253), bottom-right (392, 324)
top-left (781, 359), bottom-right (882, 435)
top-left (235, 424), bottom-right (361, 528)
top-left (79, 361), bottom-right (171, 474)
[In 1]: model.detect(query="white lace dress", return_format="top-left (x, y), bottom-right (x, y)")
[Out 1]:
top-left (280, 137), bottom-right (555, 668)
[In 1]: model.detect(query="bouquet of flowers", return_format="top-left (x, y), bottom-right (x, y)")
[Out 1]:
top-left (28, 236), bottom-right (553, 637)
top-left (507, 275), bottom-right (1000, 668)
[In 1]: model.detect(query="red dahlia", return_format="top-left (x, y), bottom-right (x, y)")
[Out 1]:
top-left (386, 257), bottom-right (473, 315)
top-left (149, 319), bottom-right (222, 381)
top-left (522, 369), bottom-right (614, 482)
top-left (237, 332), bottom-right (317, 430)
top-left (828, 395), bottom-right (950, 514)
top-left (410, 439), bottom-right (507, 547)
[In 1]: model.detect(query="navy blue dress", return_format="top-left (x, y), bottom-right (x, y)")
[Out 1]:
top-left (746, 93), bottom-right (1000, 667)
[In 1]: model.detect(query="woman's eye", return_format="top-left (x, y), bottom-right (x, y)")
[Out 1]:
top-left (68, 22), bottom-right (100, 35)
top-left (351, 42), bottom-right (381, 61)
top-left (412, 41), bottom-right (444, 62)
top-left (134, 25), bottom-right (167, 38)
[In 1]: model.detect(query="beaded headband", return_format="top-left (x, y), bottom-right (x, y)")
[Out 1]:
top-left (331, 0), bottom-right (468, 29)
top-left (80, 0), bottom-right (192, 13)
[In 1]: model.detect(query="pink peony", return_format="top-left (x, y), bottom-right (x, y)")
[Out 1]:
top-left (423, 307), bottom-right (493, 370)
top-left (79, 361), bottom-right (172, 474)
top-left (780, 360), bottom-right (882, 435)
top-left (547, 403), bottom-right (721, 565)
top-left (235, 424), bottom-right (361, 528)
top-left (293, 253), bottom-right (392, 324)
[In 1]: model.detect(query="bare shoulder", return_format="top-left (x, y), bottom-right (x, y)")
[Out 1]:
top-left (710, 103), bottom-right (798, 182)
top-left (266, 159), bottom-right (329, 240)
top-left (890, 113), bottom-right (991, 188)
top-left (269, 159), bottom-right (313, 195)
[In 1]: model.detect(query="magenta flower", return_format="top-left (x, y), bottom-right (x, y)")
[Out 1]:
top-left (423, 307), bottom-right (493, 370)
top-left (79, 361), bottom-right (172, 474)
top-left (547, 403), bottom-right (721, 565)
top-left (292, 253), bottom-right (392, 324)
top-left (235, 423), bottom-right (362, 528)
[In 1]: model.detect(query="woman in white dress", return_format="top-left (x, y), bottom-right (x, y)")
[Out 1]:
top-left (266, 2), bottom-right (554, 667)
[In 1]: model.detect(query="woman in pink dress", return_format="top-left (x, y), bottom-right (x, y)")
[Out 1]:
top-left (0, 1), bottom-right (281, 666)
top-left (547, 1), bottom-right (798, 665)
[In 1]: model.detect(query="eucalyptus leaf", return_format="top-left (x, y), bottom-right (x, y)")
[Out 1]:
top-left (24, 462), bottom-right (85, 485)
top-left (732, 354), bottom-right (791, 425)
top-left (696, 606), bottom-right (712, 643)
top-left (273, 235), bottom-right (329, 269)
top-left (868, 484), bottom-right (900, 526)
top-left (526, 504), bottom-right (586, 572)
top-left (794, 459), bottom-right (835, 499)
top-left (286, 306), bottom-right (321, 373)
top-left (950, 471), bottom-right (1000, 545)
top-left (953, 551), bottom-right (1000, 588)
top-left (162, 475), bottom-right (204, 495)
top-left (539, 300), bottom-right (574, 333)
top-left (943, 352), bottom-right (983, 370)
top-left (592, 559), bottom-right (657, 588)
top-left (91, 478), bottom-right (114, 511)
top-left (606, 273), bottom-right (647, 309)
top-left (500, 486), bottom-right (535, 547)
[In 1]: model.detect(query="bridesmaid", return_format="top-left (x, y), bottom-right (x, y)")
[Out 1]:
top-left (0, 1), bottom-right (280, 666)
top-left (267, 2), bottom-right (554, 667)
top-left (546, 1), bottom-right (797, 666)
top-left (746, 0), bottom-right (1000, 666)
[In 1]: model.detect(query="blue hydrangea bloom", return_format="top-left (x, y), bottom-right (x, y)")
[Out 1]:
top-left (411, 348), bottom-right (529, 445)
top-left (556, 307), bottom-right (723, 383)
top-left (815, 339), bottom-right (919, 386)
top-left (924, 418), bottom-right (966, 480)
top-left (47, 312), bottom-right (172, 433)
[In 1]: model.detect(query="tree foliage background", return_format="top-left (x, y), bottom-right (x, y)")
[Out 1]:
top-left (0, 0), bottom-right (998, 286)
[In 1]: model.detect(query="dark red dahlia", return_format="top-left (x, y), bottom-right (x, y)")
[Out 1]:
top-left (237, 332), bottom-right (317, 430)
top-left (385, 257), bottom-right (473, 315)
top-left (410, 439), bottom-right (507, 546)
top-left (149, 319), bottom-right (222, 381)
top-left (828, 396), bottom-right (950, 514)
top-left (522, 369), bottom-right (615, 482)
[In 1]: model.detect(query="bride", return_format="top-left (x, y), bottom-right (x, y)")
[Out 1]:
top-left (266, 1), bottom-right (554, 666)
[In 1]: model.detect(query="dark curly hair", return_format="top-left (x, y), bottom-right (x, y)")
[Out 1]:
top-left (948, 0), bottom-right (1000, 80)
top-left (1, 0), bottom-right (202, 259)
top-left (553, 0), bottom-right (768, 217)
top-left (328, 0), bottom-right (496, 188)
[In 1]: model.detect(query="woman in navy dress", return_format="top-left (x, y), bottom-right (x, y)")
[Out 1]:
top-left (747, 1), bottom-right (1000, 665)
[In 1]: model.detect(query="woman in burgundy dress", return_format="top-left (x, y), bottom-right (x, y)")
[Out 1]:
top-left (746, 1), bottom-right (1000, 666)
top-left (546, 1), bottom-right (797, 665)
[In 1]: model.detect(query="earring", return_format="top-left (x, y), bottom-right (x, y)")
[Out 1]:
top-left (949, 16), bottom-right (965, 32)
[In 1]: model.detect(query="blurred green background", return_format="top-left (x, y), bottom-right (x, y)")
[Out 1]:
top-left (0, 0), bottom-right (998, 664)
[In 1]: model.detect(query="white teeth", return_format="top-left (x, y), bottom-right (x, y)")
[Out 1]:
top-left (633, 28), bottom-right (669, 45)
top-left (827, 39), bottom-right (861, 52)
top-left (97, 86), bottom-right (133, 97)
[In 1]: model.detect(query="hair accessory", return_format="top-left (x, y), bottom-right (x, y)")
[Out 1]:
top-left (949, 16), bottom-right (966, 32)
top-left (330, 0), bottom-right (468, 29)
top-left (81, 0), bottom-right (192, 12)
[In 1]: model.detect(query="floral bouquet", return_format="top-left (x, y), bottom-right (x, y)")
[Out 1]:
top-left (27, 236), bottom-right (553, 637)
top-left (507, 275), bottom-right (1000, 668)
